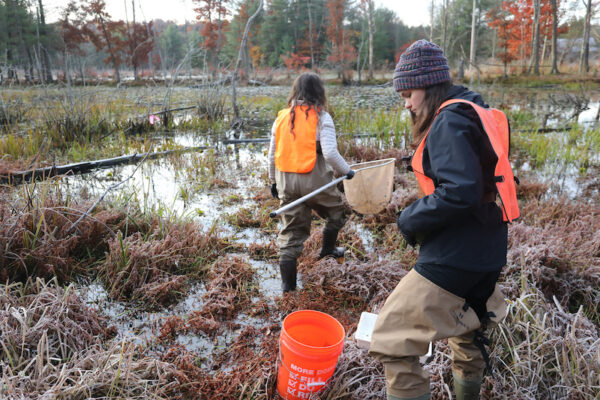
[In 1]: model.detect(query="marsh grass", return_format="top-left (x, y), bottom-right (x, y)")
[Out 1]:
top-left (0, 187), bottom-right (130, 282)
top-left (1, 84), bottom-right (599, 399)
top-left (225, 205), bottom-right (277, 233)
top-left (101, 219), bottom-right (240, 306)
top-left (332, 106), bottom-right (411, 148)
top-left (488, 283), bottom-right (600, 399)
top-left (195, 84), bottom-right (228, 121)
top-left (248, 240), bottom-right (278, 260)
top-left (0, 130), bottom-right (46, 160)
top-left (0, 278), bottom-right (175, 398)
top-left (0, 86), bottom-right (235, 163)
top-left (507, 199), bottom-right (600, 323)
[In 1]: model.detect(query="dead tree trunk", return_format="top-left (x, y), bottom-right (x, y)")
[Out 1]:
top-left (442, 0), bottom-right (448, 52)
top-left (367, 0), bottom-right (374, 80)
top-left (469, 0), bottom-right (477, 72)
top-left (528, 0), bottom-right (541, 75)
top-left (579, 0), bottom-right (592, 74)
top-left (231, 0), bottom-right (263, 124)
top-left (429, 0), bottom-right (435, 41)
top-left (38, 0), bottom-right (53, 82)
top-left (307, 0), bottom-right (315, 70)
top-left (550, 0), bottom-right (559, 74)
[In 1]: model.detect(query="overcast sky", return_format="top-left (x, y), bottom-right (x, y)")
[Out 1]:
top-left (45, 0), bottom-right (431, 28)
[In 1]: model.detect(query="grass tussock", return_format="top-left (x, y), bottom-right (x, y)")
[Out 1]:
top-left (516, 179), bottom-right (549, 201)
top-left (0, 195), bottom-right (130, 282)
top-left (317, 341), bottom-right (386, 400)
top-left (509, 199), bottom-right (600, 272)
top-left (226, 203), bottom-right (278, 233)
top-left (488, 283), bottom-right (600, 399)
top-left (159, 325), bottom-right (279, 400)
top-left (302, 257), bottom-right (410, 311)
top-left (101, 220), bottom-right (237, 306)
top-left (248, 240), bottom-right (278, 260)
top-left (342, 142), bottom-right (410, 165)
top-left (507, 199), bottom-right (600, 320)
top-left (0, 157), bottom-right (28, 175)
top-left (199, 255), bottom-right (258, 320)
top-left (0, 279), bottom-right (181, 399)
top-left (0, 97), bottom-right (28, 131)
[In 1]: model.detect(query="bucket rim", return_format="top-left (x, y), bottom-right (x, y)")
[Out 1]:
top-left (349, 157), bottom-right (396, 170)
top-left (281, 309), bottom-right (345, 351)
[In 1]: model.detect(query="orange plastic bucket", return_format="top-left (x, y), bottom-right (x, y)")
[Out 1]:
top-left (276, 310), bottom-right (345, 399)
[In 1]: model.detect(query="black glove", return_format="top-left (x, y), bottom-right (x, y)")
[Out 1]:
top-left (346, 169), bottom-right (355, 179)
top-left (270, 183), bottom-right (279, 199)
top-left (397, 211), bottom-right (417, 247)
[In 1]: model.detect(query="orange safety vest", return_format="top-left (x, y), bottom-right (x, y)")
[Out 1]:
top-left (274, 105), bottom-right (319, 173)
top-left (411, 99), bottom-right (520, 222)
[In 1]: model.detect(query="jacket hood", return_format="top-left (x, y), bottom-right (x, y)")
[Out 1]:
top-left (444, 85), bottom-right (488, 108)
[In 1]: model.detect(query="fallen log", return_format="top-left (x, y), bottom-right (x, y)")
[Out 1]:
top-left (143, 105), bottom-right (197, 117)
top-left (1, 146), bottom-right (208, 185)
top-left (513, 126), bottom-right (572, 133)
top-left (223, 138), bottom-right (270, 144)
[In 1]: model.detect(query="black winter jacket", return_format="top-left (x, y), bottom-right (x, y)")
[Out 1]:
top-left (398, 85), bottom-right (508, 272)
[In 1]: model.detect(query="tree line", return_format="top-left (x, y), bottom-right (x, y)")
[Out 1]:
top-left (0, 0), bottom-right (598, 84)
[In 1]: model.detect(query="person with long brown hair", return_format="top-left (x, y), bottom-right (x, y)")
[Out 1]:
top-left (268, 72), bottom-right (354, 293)
top-left (368, 40), bottom-right (513, 400)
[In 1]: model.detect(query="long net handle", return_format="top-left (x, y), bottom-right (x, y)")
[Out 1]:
top-left (269, 176), bottom-right (346, 218)
top-left (269, 159), bottom-right (395, 218)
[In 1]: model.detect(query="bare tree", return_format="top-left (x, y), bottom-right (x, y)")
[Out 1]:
top-left (528, 0), bottom-right (541, 75)
top-left (579, 0), bottom-right (592, 74)
top-left (550, 0), bottom-right (559, 74)
top-left (364, 0), bottom-right (374, 80)
top-left (307, 0), bottom-right (314, 70)
top-left (356, 2), bottom-right (367, 84)
top-left (37, 0), bottom-right (53, 82)
top-left (232, 0), bottom-right (264, 124)
top-left (429, 0), bottom-right (435, 41)
top-left (442, 0), bottom-right (448, 52)
top-left (469, 0), bottom-right (477, 71)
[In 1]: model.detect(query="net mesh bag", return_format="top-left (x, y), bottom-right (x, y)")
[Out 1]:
top-left (342, 158), bottom-right (395, 215)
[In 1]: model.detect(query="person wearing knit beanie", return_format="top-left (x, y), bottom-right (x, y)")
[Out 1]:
top-left (368, 40), bottom-right (510, 400)
top-left (393, 39), bottom-right (451, 92)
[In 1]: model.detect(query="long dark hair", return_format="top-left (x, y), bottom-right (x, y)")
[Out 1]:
top-left (410, 81), bottom-right (453, 147)
top-left (287, 73), bottom-right (327, 134)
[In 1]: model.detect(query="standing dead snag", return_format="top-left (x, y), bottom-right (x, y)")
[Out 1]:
top-left (231, 0), bottom-right (264, 129)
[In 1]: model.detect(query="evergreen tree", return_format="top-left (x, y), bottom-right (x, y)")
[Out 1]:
top-left (3, 0), bottom-right (38, 81)
top-left (159, 24), bottom-right (185, 70)
top-left (258, 0), bottom-right (293, 66)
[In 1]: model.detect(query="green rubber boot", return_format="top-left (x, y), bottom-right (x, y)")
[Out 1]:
top-left (387, 393), bottom-right (430, 400)
top-left (453, 373), bottom-right (481, 400)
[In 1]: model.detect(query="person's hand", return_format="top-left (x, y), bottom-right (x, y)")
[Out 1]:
top-left (346, 169), bottom-right (355, 180)
top-left (397, 211), bottom-right (416, 247)
top-left (270, 183), bottom-right (279, 199)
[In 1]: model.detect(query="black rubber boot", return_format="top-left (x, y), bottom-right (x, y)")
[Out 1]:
top-left (279, 259), bottom-right (297, 292)
top-left (319, 228), bottom-right (345, 259)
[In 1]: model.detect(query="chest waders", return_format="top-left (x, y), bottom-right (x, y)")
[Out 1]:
top-left (410, 99), bottom-right (518, 378)
top-left (273, 107), bottom-right (347, 292)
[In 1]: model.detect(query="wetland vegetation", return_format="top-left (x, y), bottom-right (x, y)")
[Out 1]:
top-left (0, 80), bottom-right (599, 399)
